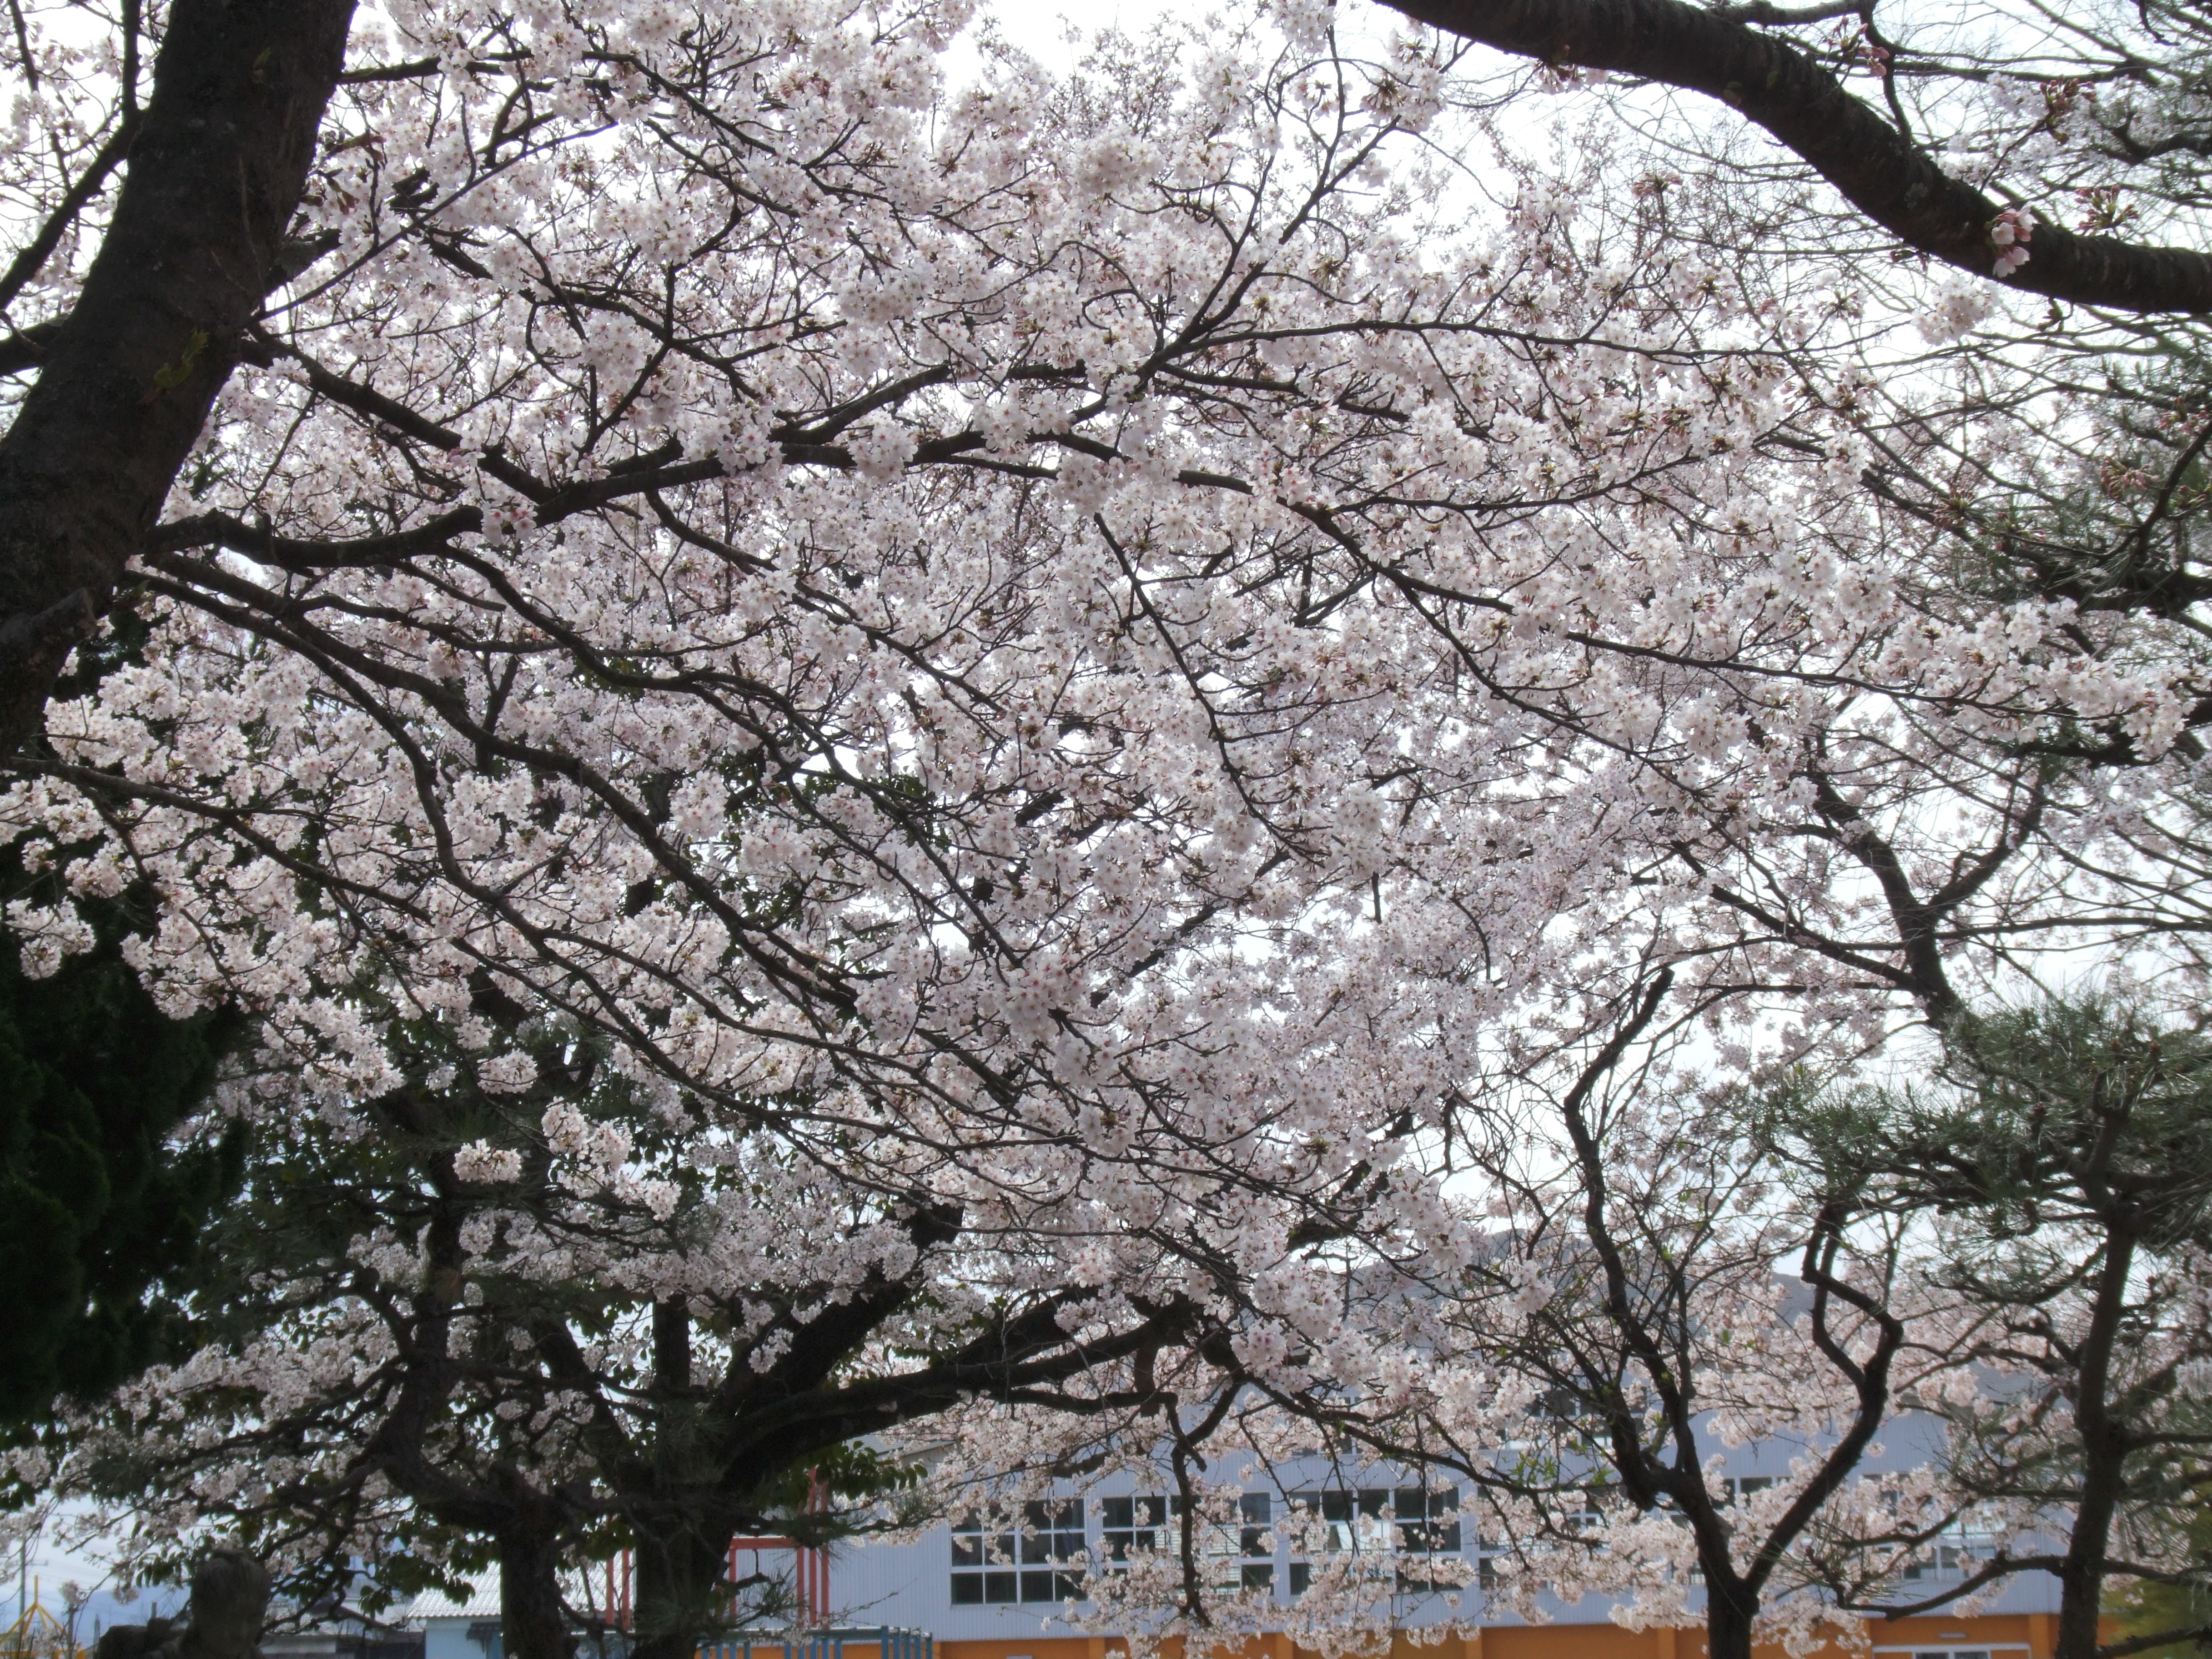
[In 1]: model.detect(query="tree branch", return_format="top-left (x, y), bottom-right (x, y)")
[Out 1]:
top-left (0, 0), bottom-right (356, 753)
top-left (1381, 0), bottom-right (2212, 312)
top-left (0, 115), bottom-right (140, 315)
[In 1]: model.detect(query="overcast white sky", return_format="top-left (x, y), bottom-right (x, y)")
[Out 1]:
top-left (951, 0), bottom-right (1414, 81)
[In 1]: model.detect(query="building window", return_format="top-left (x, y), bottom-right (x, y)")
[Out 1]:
top-left (1100, 1495), bottom-right (1272, 1590)
top-left (1100, 1496), bottom-right (1167, 1563)
top-left (1289, 1488), bottom-right (1376, 1594)
top-left (1395, 1487), bottom-right (1463, 1553)
top-left (1901, 1543), bottom-right (1980, 1584)
top-left (1227, 1493), bottom-right (1274, 1590)
top-left (1284, 1488), bottom-right (1466, 1596)
top-left (1293, 1487), bottom-right (1388, 1556)
top-left (950, 1500), bottom-right (1084, 1605)
top-left (1564, 1490), bottom-right (1608, 1534)
top-left (1395, 1487), bottom-right (1463, 1592)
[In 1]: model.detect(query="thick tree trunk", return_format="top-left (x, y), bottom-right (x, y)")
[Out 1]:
top-left (1703, 1575), bottom-right (1759, 1659)
top-left (631, 1522), bottom-right (736, 1659)
top-left (631, 1299), bottom-right (739, 1659)
top-left (500, 1524), bottom-right (577, 1659)
top-left (0, 0), bottom-right (353, 752)
top-left (173, 1549), bottom-right (273, 1659)
top-left (2053, 1224), bottom-right (2142, 1659)
top-left (2054, 1554), bottom-right (2106, 1659)
top-left (94, 1548), bottom-right (271, 1659)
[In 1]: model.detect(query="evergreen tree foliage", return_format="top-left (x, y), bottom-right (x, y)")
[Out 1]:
top-left (1767, 1000), bottom-right (2212, 1653)
top-left (2115, 1502), bottom-right (2212, 1659)
top-left (0, 847), bottom-right (240, 1428)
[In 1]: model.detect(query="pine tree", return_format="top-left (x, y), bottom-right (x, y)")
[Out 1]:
top-left (0, 847), bottom-right (240, 1428)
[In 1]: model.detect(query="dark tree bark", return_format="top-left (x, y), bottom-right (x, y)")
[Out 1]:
top-left (1381, 0), bottom-right (2212, 313)
top-left (93, 1548), bottom-right (271, 1659)
top-left (631, 1518), bottom-right (740, 1659)
top-left (629, 1297), bottom-right (740, 1659)
top-left (0, 0), bottom-right (354, 752)
top-left (2056, 1219), bottom-right (2141, 1659)
top-left (611, 1232), bottom-right (1196, 1659)
top-left (1705, 1581), bottom-right (1757, 1659)
top-left (498, 1509), bottom-right (579, 1659)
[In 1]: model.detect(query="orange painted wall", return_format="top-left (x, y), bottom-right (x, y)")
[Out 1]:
top-left (931, 1610), bottom-right (2081, 1659)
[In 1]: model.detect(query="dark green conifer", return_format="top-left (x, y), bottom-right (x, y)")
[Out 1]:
top-left (0, 848), bottom-right (240, 1428)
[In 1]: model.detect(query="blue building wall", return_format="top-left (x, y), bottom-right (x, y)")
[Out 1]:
top-left (407, 1414), bottom-right (2058, 1654)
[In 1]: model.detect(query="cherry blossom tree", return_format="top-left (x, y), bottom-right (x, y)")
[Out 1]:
top-left (5, 9), bottom-right (2208, 1659)
top-left (26, 1016), bottom-right (1212, 1659)
top-left (935, 971), bottom-right (1979, 1659)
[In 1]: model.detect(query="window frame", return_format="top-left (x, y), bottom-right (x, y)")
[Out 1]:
top-left (1097, 1493), bottom-right (1274, 1591)
top-left (948, 1499), bottom-right (1086, 1606)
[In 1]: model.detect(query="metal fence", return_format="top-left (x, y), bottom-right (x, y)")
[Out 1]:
top-left (698, 1628), bottom-right (932, 1659)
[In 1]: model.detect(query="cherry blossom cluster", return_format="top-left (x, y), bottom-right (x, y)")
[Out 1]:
top-left (2, 0), bottom-right (2208, 1649)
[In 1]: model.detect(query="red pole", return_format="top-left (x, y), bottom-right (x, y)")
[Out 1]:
top-left (804, 1470), bottom-right (829, 1624)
